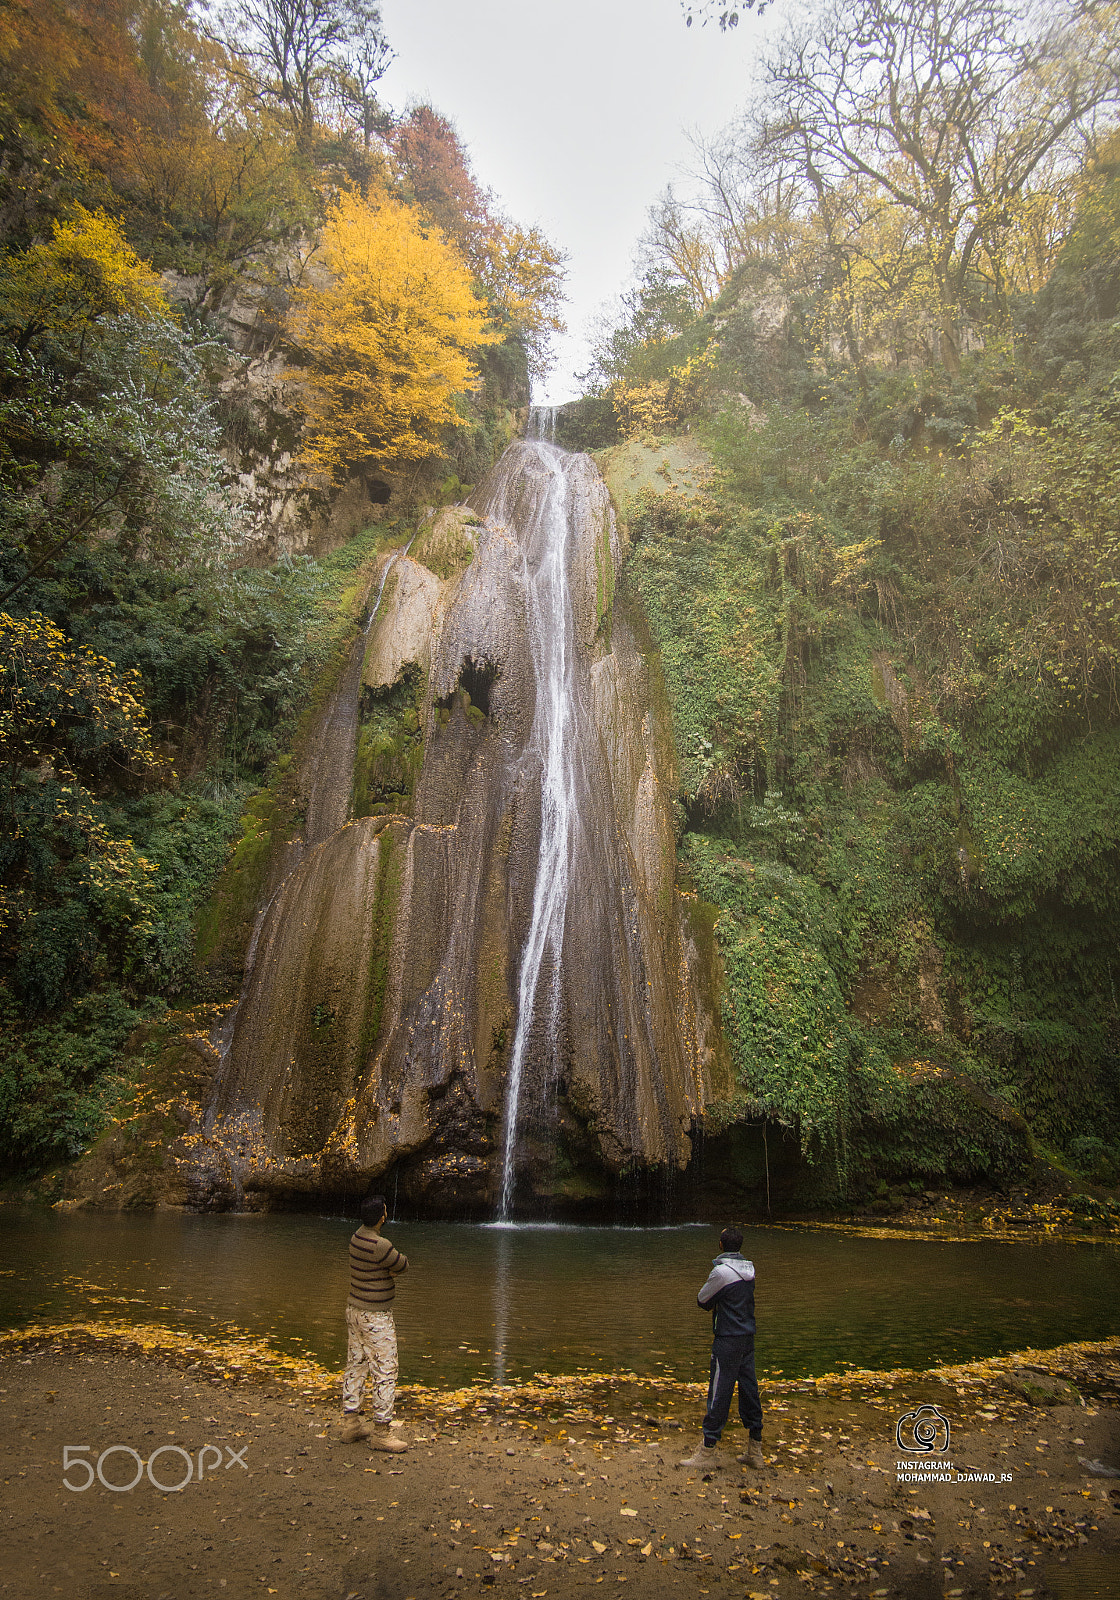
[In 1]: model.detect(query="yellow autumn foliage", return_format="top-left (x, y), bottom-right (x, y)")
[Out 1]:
top-left (478, 222), bottom-right (567, 379)
top-left (288, 188), bottom-right (500, 476)
top-left (613, 345), bottom-right (715, 440)
top-left (0, 206), bottom-right (169, 351)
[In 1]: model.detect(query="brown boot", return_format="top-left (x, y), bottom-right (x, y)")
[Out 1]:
top-left (340, 1413), bottom-right (369, 1443)
top-left (737, 1438), bottom-right (766, 1468)
top-left (369, 1422), bottom-right (408, 1454)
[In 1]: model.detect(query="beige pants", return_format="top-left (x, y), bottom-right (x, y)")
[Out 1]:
top-left (342, 1305), bottom-right (398, 1422)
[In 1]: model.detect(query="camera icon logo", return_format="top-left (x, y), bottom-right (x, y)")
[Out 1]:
top-left (895, 1404), bottom-right (951, 1454)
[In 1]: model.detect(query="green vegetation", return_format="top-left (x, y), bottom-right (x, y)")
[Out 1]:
top-left (0, 512), bottom-right (403, 1166)
top-left (615, 409), bottom-right (1120, 1197)
top-left (0, 0), bottom-right (568, 1177)
top-left (353, 668), bottom-right (424, 819)
top-left (567, 4), bottom-right (1120, 1202)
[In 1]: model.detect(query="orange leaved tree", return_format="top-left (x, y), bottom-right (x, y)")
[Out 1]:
top-left (287, 187), bottom-right (499, 476)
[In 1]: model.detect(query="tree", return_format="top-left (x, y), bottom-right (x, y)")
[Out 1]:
top-left (122, 79), bottom-right (316, 308)
top-left (286, 186), bottom-right (499, 475)
top-left (755, 0), bottom-right (1120, 367)
top-left (675, 122), bottom-right (805, 278)
top-left (103, 10), bottom-right (318, 303)
top-left (682, 0), bottom-right (758, 24)
top-left (331, 28), bottom-right (394, 153)
top-left (478, 223), bottom-right (567, 382)
top-left (586, 267), bottom-right (699, 388)
top-left (0, 0), bottom-right (316, 309)
top-left (0, 610), bottom-right (165, 1011)
top-left (0, 206), bottom-right (169, 356)
top-left (0, 0), bottom-right (161, 242)
top-left (388, 107), bottom-right (567, 379)
top-left (1046, 127), bottom-right (1120, 319)
top-left (0, 209), bottom-right (232, 599)
top-left (645, 189), bottom-right (725, 310)
top-left (388, 105), bottom-right (496, 262)
top-left (229, 0), bottom-right (389, 151)
top-left (684, 0), bottom-right (797, 24)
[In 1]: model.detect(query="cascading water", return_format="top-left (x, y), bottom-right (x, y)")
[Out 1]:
top-left (527, 405), bottom-right (558, 443)
top-left (190, 436), bottom-right (727, 1216)
top-left (497, 443), bottom-right (576, 1218)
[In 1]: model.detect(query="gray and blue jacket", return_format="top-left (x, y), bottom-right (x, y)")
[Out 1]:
top-left (697, 1251), bottom-right (756, 1337)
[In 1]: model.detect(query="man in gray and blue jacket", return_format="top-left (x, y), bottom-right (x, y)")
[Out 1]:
top-left (680, 1226), bottom-right (765, 1469)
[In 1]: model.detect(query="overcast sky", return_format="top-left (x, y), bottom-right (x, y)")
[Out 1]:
top-left (378, 0), bottom-right (773, 403)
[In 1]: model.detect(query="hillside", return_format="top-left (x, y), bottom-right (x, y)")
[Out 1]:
top-left (0, 0), bottom-right (563, 1181)
top-left (555, 128), bottom-right (1120, 1215)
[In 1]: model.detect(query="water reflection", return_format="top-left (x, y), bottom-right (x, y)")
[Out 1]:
top-left (491, 1224), bottom-right (512, 1385)
top-left (0, 1210), bottom-right (1115, 1387)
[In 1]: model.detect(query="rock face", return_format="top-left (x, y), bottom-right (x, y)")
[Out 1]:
top-left (196, 442), bottom-right (727, 1213)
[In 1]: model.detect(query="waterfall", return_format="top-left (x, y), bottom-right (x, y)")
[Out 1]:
top-left (496, 442), bottom-right (576, 1219)
top-left (365, 533), bottom-right (415, 634)
top-left (193, 435), bottom-right (721, 1217)
top-left (527, 405), bottom-right (558, 443)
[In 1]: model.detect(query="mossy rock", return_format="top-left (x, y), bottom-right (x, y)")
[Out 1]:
top-left (1005, 1369), bottom-right (1081, 1406)
top-left (411, 505), bottom-right (481, 581)
top-left (593, 435), bottom-right (714, 512)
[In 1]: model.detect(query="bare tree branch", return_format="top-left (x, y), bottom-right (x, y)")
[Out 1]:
top-left (224, 0), bottom-right (389, 150)
top-left (751, 0), bottom-right (1120, 363)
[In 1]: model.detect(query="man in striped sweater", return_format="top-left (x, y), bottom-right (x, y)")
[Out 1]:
top-left (340, 1193), bottom-right (409, 1450)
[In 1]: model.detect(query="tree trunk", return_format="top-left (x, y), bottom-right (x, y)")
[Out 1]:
top-left (939, 309), bottom-right (961, 374)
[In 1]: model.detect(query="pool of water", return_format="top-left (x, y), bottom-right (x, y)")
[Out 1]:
top-left (1, 1210), bottom-right (1116, 1386)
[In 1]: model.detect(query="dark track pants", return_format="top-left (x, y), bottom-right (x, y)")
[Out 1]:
top-left (703, 1335), bottom-right (762, 1445)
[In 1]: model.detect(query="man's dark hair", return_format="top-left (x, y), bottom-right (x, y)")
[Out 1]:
top-left (360, 1193), bottom-right (388, 1227)
top-left (720, 1226), bottom-right (744, 1252)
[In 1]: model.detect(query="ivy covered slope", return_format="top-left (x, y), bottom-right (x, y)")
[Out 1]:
top-left (611, 455), bottom-right (1117, 1213)
top-left (572, 146), bottom-right (1120, 1215)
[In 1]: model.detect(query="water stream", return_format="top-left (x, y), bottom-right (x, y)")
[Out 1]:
top-left (491, 443), bottom-right (577, 1218)
top-left (527, 404), bottom-right (558, 443)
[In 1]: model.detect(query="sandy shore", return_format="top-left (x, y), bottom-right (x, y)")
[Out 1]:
top-left (1, 1325), bottom-right (1117, 1600)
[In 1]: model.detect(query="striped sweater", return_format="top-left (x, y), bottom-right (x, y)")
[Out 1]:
top-left (348, 1226), bottom-right (408, 1311)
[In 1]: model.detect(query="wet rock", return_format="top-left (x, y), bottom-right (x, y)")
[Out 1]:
top-left (190, 443), bottom-right (724, 1210)
top-left (1006, 1368), bottom-right (1082, 1406)
top-left (362, 555), bottom-right (444, 693)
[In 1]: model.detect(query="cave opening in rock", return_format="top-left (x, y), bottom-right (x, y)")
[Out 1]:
top-left (456, 654), bottom-right (497, 716)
